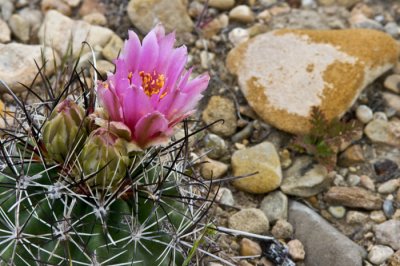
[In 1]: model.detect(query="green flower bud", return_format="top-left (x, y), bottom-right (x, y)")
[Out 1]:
top-left (79, 128), bottom-right (129, 188)
top-left (42, 99), bottom-right (87, 163)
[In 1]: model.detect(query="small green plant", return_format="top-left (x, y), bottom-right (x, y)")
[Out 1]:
top-left (290, 106), bottom-right (360, 171)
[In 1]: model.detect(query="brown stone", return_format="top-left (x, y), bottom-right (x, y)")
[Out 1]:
top-left (226, 29), bottom-right (399, 134)
top-left (202, 96), bottom-right (237, 137)
top-left (240, 238), bottom-right (262, 256)
top-left (389, 250), bottom-right (400, 266)
top-left (324, 186), bottom-right (383, 210)
top-left (339, 144), bottom-right (365, 166)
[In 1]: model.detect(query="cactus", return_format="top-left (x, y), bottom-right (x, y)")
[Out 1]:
top-left (0, 25), bottom-right (219, 265)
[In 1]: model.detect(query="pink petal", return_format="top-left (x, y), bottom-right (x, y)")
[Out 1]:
top-left (153, 24), bottom-right (166, 41)
top-left (134, 111), bottom-right (169, 148)
top-left (156, 32), bottom-right (175, 74)
top-left (164, 46), bottom-right (187, 91)
top-left (122, 85), bottom-right (153, 133)
top-left (181, 73), bottom-right (210, 94)
top-left (138, 30), bottom-right (159, 72)
top-left (121, 30), bottom-right (141, 72)
top-left (97, 82), bottom-right (123, 121)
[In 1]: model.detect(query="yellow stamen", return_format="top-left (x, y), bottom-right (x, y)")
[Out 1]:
top-left (139, 70), bottom-right (166, 97)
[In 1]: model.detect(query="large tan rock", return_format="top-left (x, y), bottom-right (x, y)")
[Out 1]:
top-left (227, 29), bottom-right (399, 134)
top-left (0, 43), bottom-right (58, 92)
top-left (127, 0), bottom-right (193, 34)
top-left (231, 142), bottom-right (282, 194)
top-left (38, 10), bottom-right (114, 58)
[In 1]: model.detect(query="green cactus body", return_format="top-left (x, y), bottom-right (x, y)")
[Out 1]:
top-left (0, 162), bottom-right (190, 265)
top-left (42, 99), bottom-right (87, 163)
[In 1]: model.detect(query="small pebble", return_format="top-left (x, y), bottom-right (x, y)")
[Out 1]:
top-left (328, 206), bottom-right (346, 219)
top-left (217, 187), bottom-right (235, 206)
top-left (208, 0), bottom-right (235, 10)
top-left (384, 74), bottom-right (400, 93)
top-left (356, 105), bottom-right (373, 124)
top-left (378, 179), bottom-right (399, 194)
top-left (240, 238), bottom-right (262, 256)
top-left (384, 22), bottom-right (399, 38)
top-left (229, 28), bottom-right (250, 46)
top-left (383, 200), bottom-right (395, 218)
top-left (360, 175), bottom-right (375, 191)
top-left (346, 211), bottom-right (369, 224)
top-left (370, 210), bottom-right (386, 223)
top-left (373, 112), bottom-right (388, 121)
top-left (271, 219), bottom-right (293, 239)
top-left (347, 174), bottom-right (361, 186)
top-left (229, 5), bottom-right (255, 23)
top-left (368, 245), bottom-right (394, 265)
top-left (287, 239), bottom-right (305, 261)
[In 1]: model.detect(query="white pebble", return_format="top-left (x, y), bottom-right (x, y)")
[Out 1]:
top-left (356, 105), bottom-right (373, 123)
top-left (228, 28), bottom-right (250, 46)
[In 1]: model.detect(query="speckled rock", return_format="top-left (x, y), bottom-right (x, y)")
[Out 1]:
top-left (0, 43), bottom-right (58, 92)
top-left (202, 96), bottom-right (237, 137)
top-left (231, 142), bottom-right (282, 194)
top-left (229, 208), bottom-right (270, 234)
top-left (324, 187), bottom-right (383, 210)
top-left (127, 0), bottom-right (193, 34)
top-left (288, 201), bottom-right (366, 266)
top-left (226, 29), bottom-right (399, 134)
top-left (260, 190), bottom-right (288, 223)
top-left (38, 10), bottom-right (113, 58)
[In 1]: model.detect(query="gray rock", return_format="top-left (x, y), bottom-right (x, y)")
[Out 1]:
top-left (0, 43), bottom-right (58, 92)
top-left (229, 208), bottom-right (270, 234)
top-left (217, 187), bottom-right (235, 206)
top-left (383, 200), bottom-right (395, 219)
top-left (38, 10), bottom-right (113, 59)
top-left (18, 8), bottom-right (43, 41)
top-left (368, 245), bottom-right (394, 265)
top-left (378, 179), bottom-right (399, 194)
top-left (127, 0), bottom-right (193, 34)
top-left (260, 190), bottom-right (288, 224)
top-left (374, 220), bottom-right (400, 250)
top-left (288, 201), bottom-right (366, 266)
top-left (0, 0), bottom-right (14, 21)
top-left (101, 34), bottom-right (123, 62)
top-left (384, 22), bottom-right (399, 38)
top-left (281, 157), bottom-right (332, 197)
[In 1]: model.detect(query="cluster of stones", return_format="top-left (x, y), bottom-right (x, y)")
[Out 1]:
top-left (1, 0), bottom-right (400, 265)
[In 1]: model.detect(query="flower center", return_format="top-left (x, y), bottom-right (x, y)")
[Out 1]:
top-left (139, 71), bottom-right (165, 97)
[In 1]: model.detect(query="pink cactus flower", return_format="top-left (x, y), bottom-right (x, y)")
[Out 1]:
top-left (97, 25), bottom-right (209, 149)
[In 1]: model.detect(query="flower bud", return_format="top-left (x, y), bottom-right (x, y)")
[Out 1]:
top-left (79, 128), bottom-right (129, 188)
top-left (42, 99), bottom-right (87, 163)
